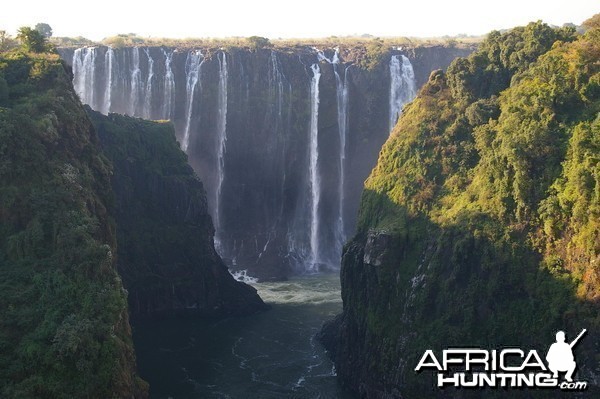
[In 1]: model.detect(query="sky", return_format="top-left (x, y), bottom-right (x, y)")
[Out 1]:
top-left (2, 0), bottom-right (598, 40)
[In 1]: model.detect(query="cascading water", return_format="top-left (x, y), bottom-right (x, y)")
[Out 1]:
top-left (72, 47), bottom-right (96, 108)
top-left (308, 63), bottom-right (321, 271)
top-left (268, 52), bottom-right (303, 266)
top-left (182, 50), bottom-right (203, 152)
top-left (268, 51), bottom-right (288, 232)
top-left (101, 48), bottom-right (113, 115)
top-left (162, 49), bottom-right (175, 120)
top-left (63, 44), bottom-right (442, 280)
top-left (269, 51), bottom-right (286, 127)
top-left (389, 54), bottom-right (417, 132)
top-left (143, 49), bottom-right (154, 119)
top-left (314, 48), bottom-right (349, 264)
top-left (129, 47), bottom-right (142, 117)
top-left (214, 52), bottom-right (228, 248)
top-left (332, 53), bottom-right (349, 256)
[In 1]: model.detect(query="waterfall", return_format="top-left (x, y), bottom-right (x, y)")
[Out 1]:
top-left (129, 47), bottom-right (142, 117)
top-left (389, 54), bottom-right (416, 132)
top-left (62, 46), bottom-right (432, 279)
top-left (333, 59), bottom-right (349, 253)
top-left (316, 48), bottom-right (349, 261)
top-left (162, 49), bottom-right (175, 120)
top-left (101, 48), bottom-right (113, 115)
top-left (269, 51), bottom-right (287, 218)
top-left (269, 51), bottom-right (286, 126)
top-left (182, 50), bottom-right (204, 152)
top-left (214, 52), bottom-right (229, 244)
top-left (72, 47), bottom-right (96, 108)
top-left (143, 49), bottom-right (154, 119)
top-left (308, 63), bottom-right (321, 271)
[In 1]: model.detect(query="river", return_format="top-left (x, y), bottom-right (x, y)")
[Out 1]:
top-left (133, 273), bottom-right (355, 398)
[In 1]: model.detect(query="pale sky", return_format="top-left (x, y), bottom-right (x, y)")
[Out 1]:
top-left (3, 0), bottom-right (598, 40)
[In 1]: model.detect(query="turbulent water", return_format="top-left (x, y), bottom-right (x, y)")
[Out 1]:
top-left (134, 273), bottom-right (353, 398)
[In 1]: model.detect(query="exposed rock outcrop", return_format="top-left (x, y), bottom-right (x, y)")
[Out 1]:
top-left (88, 110), bottom-right (268, 318)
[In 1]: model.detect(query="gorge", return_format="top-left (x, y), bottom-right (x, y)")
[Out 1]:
top-left (3, 15), bottom-right (598, 398)
top-left (59, 44), bottom-right (469, 280)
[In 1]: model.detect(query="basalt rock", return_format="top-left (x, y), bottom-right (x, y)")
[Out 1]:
top-left (87, 109), bottom-right (268, 318)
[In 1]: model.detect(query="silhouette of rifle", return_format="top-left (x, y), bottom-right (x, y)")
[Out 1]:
top-left (569, 329), bottom-right (586, 348)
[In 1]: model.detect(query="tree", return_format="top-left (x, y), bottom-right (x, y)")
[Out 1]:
top-left (0, 30), bottom-right (17, 52)
top-left (16, 26), bottom-right (46, 53)
top-left (34, 23), bottom-right (53, 38)
top-left (361, 38), bottom-right (388, 70)
top-left (246, 36), bottom-right (272, 50)
top-left (582, 13), bottom-right (600, 31)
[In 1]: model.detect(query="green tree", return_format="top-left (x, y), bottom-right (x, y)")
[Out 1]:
top-left (246, 36), bottom-right (272, 50)
top-left (0, 31), bottom-right (16, 52)
top-left (16, 26), bottom-right (46, 53)
top-left (360, 38), bottom-right (388, 70)
top-left (34, 23), bottom-right (53, 38)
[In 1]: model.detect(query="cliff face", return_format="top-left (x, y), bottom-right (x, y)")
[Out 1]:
top-left (0, 53), bottom-right (146, 397)
top-left (87, 109), bottom-right (267, 317)
top-left (58, 45), bottom-right (471, 279)
top-left (321, 23), bottom-right (600, 398)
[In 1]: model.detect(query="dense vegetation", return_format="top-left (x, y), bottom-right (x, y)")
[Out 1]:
top-left (0, 47), bottom-right (146, 396)
top-left (330, 17), bottom-right (600, 397)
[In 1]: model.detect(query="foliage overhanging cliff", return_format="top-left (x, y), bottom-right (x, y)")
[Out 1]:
top-left (322, 18), bottom-right (600, 398)
top-left (0, 51), bottom-right (147, 397)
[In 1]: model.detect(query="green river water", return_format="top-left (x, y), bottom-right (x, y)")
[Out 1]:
top-left (134, 273), bottom-right (356, 399)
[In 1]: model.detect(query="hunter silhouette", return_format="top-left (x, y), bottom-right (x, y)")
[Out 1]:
top-left (546, 329), bottom-right (586, 382)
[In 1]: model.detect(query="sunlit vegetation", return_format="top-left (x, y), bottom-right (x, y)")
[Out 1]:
top-left (351, 16), bottom-right (599, 394)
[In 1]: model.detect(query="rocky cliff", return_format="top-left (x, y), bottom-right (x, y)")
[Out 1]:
top-left (58, 44), bottom-right (472, 279)
top-left (87, 109), bottom-right (267, 317)
top-left (321, 22), bottom-right (600, 398)
top-left (0, 52), bottom-right (147, 397)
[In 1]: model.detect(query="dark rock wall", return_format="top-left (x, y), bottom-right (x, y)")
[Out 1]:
top-left (88, 110), bottom-right (267, 317)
